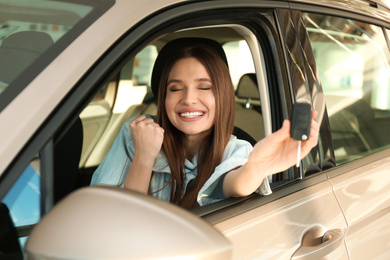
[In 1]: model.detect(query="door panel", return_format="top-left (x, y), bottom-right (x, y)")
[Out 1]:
top-left (213, 177), bottom-right (348, 259)
top-left (302, 10), bottom-right (390, 258)
top-left (328, 153), bottom-right (390, 259)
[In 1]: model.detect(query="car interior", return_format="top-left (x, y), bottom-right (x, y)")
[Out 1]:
top-left (76, 25), bottom-right (269, 190)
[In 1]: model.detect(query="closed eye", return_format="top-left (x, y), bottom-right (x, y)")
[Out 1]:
top-left (170, 88), bottom-right (182, 92)
top-left (197, 82), bottom-right (212, 91)
top-left (167, 82), bottom-right (183, 92)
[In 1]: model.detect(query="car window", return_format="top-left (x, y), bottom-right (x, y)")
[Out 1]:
top-left (133, 45), bottom-right (159, 87)
top-left (80, 25), bottom-right (275, 203)
top-left (0, 0), bottom-right (114, 111)
top-left (224, 40), bottom-right (264, 142)
top-left (304, 13), bottom-right (390, 165)
top-left (78, 46), bottom-right (159, 170)
top-left (1, 159), bottom-right (40, 249)
top-left (223, 40), bottom-right (256, 89)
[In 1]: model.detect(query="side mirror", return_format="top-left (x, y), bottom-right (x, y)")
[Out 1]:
top-left (25, 186), bottom-right (232, 259)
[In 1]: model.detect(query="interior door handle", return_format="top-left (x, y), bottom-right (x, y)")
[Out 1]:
top-left (291, 228), bottom-right (345, 260)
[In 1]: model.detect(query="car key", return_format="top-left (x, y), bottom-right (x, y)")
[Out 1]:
top-left (290, 101), bottom-right (312, 168)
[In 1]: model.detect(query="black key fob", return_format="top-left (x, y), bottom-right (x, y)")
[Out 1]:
top-left (290, 102), bottom-right (312, 141)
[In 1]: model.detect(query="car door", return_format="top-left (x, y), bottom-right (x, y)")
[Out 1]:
top-left (302, 8), bottom-right (390, 259)
top-left (2, 1), bottom-right (367, 259)
top-left (25, 2), bottom-right (348, 259)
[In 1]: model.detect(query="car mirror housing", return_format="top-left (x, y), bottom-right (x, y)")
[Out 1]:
top-left (25, 186), bottom-right (232, 259)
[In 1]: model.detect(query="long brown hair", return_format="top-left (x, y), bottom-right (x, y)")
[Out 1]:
top-left (156, 43), bottom-right (235, 209)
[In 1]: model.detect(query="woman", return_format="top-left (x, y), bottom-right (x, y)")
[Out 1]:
top-left (91, 39), bottom-right (319, 209)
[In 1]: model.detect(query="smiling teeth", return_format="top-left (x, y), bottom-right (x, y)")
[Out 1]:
top-left (180, 112), bottom-right (204, 118)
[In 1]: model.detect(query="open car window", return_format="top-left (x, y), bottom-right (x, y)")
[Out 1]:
top-left (79, 20), bottom-right (307, 211)
top-left (79, 27), bottom-right (261, 173)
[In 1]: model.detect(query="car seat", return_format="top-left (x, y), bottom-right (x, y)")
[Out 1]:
top-left (235, 73), bottom-right (264, 141)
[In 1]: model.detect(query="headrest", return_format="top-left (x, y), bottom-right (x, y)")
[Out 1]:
top-left (0, 31), bottom-right (54, 84)
top-left (235, 73), bottom-right (259, 100)
top-left (151, 37), bottom-right (228, 97)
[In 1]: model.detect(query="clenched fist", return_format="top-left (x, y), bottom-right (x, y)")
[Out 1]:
top-left (129, 115), bottom-right (164, 160)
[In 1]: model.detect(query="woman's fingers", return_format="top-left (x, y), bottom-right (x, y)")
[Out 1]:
top-left (129, 116), bottom-right (164, 159)
top-left (130, 116), bottom-right (162, 131)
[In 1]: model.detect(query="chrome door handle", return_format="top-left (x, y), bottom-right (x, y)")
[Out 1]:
top-left (291, 228), bottom-right (345, 260)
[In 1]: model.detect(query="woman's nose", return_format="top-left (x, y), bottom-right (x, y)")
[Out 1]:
top-left (181, 87), bottom-right (198, 105)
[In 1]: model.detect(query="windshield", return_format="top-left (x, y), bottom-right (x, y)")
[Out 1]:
top-left (0, 0), bottom-right (114, 111)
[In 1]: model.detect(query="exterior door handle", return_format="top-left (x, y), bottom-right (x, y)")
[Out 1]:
top-left (291, 228), bottom-right (345, 260)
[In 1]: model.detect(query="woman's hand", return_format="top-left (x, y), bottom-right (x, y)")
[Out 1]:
top-left (129, 115), bottom-right (164, 160)
top-left (249, 110), bottom-right (319, 176)
top-left (125, 115), bottom-right (164, 194)
top-left (223, 111), bottom-right (319, 198)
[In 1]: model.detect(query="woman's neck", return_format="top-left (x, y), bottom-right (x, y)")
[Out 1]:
top-left (185, 137), bottom-right (201, 160)
top-left (184, 131), bottom-right (209, 160)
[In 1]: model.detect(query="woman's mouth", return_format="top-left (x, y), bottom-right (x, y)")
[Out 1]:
top-left (179, 111), bottom-right (204, 118)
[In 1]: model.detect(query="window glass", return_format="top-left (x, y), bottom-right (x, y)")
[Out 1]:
top-left (1, 160), bottom-right (40, 248)
top-left (0, 0), bottom-right (113, 110)
top-left (223, 40), bottom-right (263, 142)
top-left (223, 40), bottom-right (256, 89)
top-left (304, 13), bottom-right (390, 164)
top-left (113, 46), bottom-right (158, 114)
top-left (133, 45), bottom-right (158, 87)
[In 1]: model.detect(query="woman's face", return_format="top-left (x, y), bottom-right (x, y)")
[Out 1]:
top-left (165, 57), bottom-right (216, 139)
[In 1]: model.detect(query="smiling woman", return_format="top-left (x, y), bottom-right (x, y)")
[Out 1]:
top-left (90, 38), bottom-right (319, 209)
top-left (91, 39), bottom-right (249, 209)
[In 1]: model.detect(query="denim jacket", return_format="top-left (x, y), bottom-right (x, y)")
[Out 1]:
top-left (91, 115), bottom-right (271, 206)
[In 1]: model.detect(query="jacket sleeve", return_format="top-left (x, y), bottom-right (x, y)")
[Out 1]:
top-left (197, 136), bottom-right (252, 206)
top-left (90, 118), bottom-right (136, 187)
top-left (197, 136), bottom-right (273, 206)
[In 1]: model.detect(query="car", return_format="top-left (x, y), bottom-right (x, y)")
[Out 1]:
top-left (1, 0), bottom-right (390, 259)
